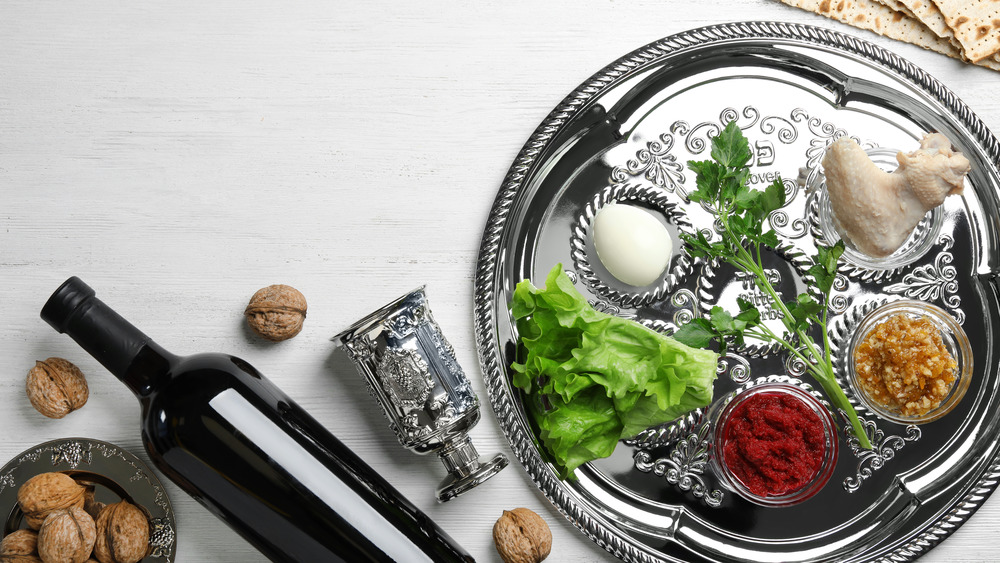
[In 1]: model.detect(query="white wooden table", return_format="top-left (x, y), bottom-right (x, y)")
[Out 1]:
top-left (2, 1), bottom-right (998, 561)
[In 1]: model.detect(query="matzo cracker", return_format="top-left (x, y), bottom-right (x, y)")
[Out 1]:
top-left (779, 0), bottom-right (1000, 69)
top-left (931, 0), bottom-right (1000, 61)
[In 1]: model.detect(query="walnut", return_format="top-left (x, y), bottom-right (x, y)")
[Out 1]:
top-left (0, 529), bottom-right (38, 558)
top-left (93, 501), bottom-right (149, 563)
top-left (493, 507), bottom-right (552, 563)
top-left (244, 284), bottom-right (307, 341)
top-left (0, 553), bottom-right (42, 563)
top-left (25, 358), bottom-right (89, 419)
top-left (37, 507), bottom-right (96, 563)
top-left (80, 484), bottom-right (105, 521)
top-left (17, 473), bottom-right (87, 530)
top-left (0, 551), bottom-right (42, 563)
top-left (0, 554), bottom-right (42, 563)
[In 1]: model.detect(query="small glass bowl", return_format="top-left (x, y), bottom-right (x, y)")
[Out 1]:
top-left (711, 383), bottom-right (839, 507)
top-left (814, 147), bottom-right (944, 271)
top-left (846, 299), bottom-right (972, 424)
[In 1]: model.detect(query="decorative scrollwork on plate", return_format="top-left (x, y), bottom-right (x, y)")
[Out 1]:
top-left (884, 234), bottom-right (963, 323)
top-left (768, 181), bottom-right (809, 239)
top-left (148, 517), bottom-right (176, 558)
top-left (718, 353), bottom-right (751, 384)
top-left (52, 441), bottom-right (92, 469)
top-left (720, 106), bottom-right (761, 131)
top-left (760, 113), bottom-right (798, 144)
top-left (636, 288), bottom-right (700, 335)
top-left (671, 288), bottom-right (698, 327)
top-left (624, 408), bottom-right (703, 450)
top-left (784, 352), bottom-right (809, 378)
top-left (609, 132), bottom-right (686, 195)
top-left (633, 422), bottom-right (724, 507)
top-left (829, 274), bottom-right (851, 314)
top-left (671, 120), bottom-right (721, 155)
top-left (570, 183), bottom-right (697, 309)
top-left (841, 413), bottom-right (921, 493)
top-left (612, 108), bottom-right (876, 225)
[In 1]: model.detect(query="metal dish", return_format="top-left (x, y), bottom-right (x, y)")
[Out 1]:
top-left (0, 438), bottom-right (176, 562)
top-left (474, 22), bottom-right (1000, 563)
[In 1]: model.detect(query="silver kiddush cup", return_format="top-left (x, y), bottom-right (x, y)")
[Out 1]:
top-left (333, 287), bottom-right (508, 502)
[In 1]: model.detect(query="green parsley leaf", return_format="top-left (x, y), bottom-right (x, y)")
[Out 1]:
top-left (711, 121), bottom-right (752, 169)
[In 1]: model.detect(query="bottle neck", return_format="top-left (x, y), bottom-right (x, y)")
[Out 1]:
top-left (40, 277), bottom-right (174, 397)
top-left (120, 340), bottom-right (175, 397)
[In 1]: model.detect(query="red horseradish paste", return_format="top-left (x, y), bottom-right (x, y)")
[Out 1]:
top-left (721, 391), bottom-right (826, 497)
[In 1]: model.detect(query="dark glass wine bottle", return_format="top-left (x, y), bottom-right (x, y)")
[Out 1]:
top-left (40, 277), bottom-right (476, 563)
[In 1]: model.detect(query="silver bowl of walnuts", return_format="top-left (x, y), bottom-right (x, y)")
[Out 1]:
top-left (0, 438), bottom-right (175, 563)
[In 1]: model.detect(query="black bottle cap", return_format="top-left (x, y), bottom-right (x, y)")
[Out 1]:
top-left (41, 276), bottom-right (97, 334)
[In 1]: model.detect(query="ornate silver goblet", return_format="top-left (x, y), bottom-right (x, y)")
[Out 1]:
top-left (333, 287), bottom-right (508, 502)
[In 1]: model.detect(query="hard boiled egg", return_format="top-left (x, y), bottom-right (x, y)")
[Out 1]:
top-left (592, 203), bottom-right (673, 287)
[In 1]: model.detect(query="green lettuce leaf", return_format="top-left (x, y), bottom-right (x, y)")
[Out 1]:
top-left (511, 264), bottom-right (719, 479)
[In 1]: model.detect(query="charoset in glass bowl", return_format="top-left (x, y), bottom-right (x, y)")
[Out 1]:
top-left (846, 299), bottom-right (972, 424)
top-left (711, 383), bottom-right (839, 507)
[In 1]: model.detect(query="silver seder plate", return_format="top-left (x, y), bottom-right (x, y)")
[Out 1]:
top-left (474, 22), bottom-right (1000, 563)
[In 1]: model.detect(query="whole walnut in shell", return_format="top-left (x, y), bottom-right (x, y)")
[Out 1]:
top-left (244, 284), bottom-right (307, 341)
top-left (493, 507), bottom-right (552, 563)
top-left (37, 507), bottom-right (96, 563)
top-left (17, 473), bottom-right (87, 530)
top-left (1, 529), bottom-right (39, 562)
top-left (25, 358), bottom-right (89, 419)
top-left (93, 501), bottom-right (149, 563)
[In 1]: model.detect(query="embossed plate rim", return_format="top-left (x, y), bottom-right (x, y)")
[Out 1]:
top-left (474, 20), bottom-right (1000, 563)
top-left (0, 437), bottom-right (177, 562)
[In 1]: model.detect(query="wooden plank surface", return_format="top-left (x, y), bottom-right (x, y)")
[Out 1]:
top-left (1, 1), bottom-right (998, 561)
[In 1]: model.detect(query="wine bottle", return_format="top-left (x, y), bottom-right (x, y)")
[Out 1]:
top-left (40, 277), bottom-right (476, 563)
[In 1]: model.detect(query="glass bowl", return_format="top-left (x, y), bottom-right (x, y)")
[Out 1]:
top-left (814, 147), bottom-right (944, 271)
top-left (711, 383), bottom-right (839, 507)
top-left (846, 299), bottom-right (972, 424)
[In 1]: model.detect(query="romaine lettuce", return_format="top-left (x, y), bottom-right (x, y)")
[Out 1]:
top-left (511, 265), bottom-right (718, 479)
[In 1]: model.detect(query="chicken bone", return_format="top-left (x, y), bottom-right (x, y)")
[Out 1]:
top-left (821, 133), bottom-right (970, 258)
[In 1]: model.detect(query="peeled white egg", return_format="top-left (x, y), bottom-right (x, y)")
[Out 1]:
top-left (592, 203), bottom-right (673, 287)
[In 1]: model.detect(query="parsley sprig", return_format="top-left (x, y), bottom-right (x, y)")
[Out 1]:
top-left (673, 121), bottom-right (872, 449)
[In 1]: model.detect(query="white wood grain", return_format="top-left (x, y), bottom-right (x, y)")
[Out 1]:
top-left (1, 1), bottom-right (998, 561)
